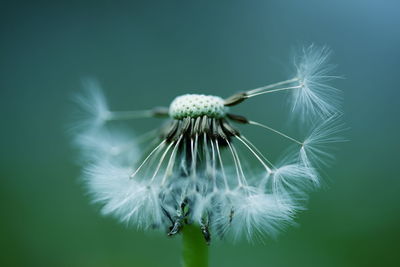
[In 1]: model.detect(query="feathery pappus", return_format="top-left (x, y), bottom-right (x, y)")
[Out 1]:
top-left (72, 45), bottom-right (343, 243)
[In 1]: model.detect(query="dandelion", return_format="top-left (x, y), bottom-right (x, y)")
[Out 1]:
top-left (73, 45), bottom-right (342, 267)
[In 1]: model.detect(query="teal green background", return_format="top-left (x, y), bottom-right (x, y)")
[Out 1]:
top-left (1, 1), bottom-right (399, 266)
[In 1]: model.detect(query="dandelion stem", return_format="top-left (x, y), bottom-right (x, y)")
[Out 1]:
top-left (105, 107), bottom-right (169, 120)
top-left (182, 224), bottom-right (208, 267)
top-left (106, 110), bottom-right (154, 120)
top-left (248, 121), bottom-right (303, 145)
top-left (224, 78), bottom-right (299, 106)
top-left (246, 85), bottom-right (301, 98)
top-left (129, 140), bottom-right (166, 178)
top-left (215, 139), bottom-right (229, 190)
top-left (235, 135), bottom-right (273, 173)
top-left (245, 77), bottom-right (299, 95)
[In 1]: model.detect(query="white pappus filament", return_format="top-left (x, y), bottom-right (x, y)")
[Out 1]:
top-left (73, 45), bottom-right (343, 242)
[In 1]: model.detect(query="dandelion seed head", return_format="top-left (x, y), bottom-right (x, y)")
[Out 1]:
top-left (169, 94), bottom-right (227, 119)
top-left (73, 45), bottom-right (343, 243)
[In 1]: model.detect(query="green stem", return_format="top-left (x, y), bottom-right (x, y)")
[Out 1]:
top-left (182, 224), bottom-right (209, 267)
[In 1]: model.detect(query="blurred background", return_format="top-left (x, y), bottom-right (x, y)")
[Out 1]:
top-left (1, 1), bottom-right (399, 266)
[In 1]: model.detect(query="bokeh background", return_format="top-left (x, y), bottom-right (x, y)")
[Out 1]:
top-left (1, 1), bottom-right (399, 266)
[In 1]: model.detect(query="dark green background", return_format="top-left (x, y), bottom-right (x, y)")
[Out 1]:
top-left (1, 1), bottom-right (399, 266)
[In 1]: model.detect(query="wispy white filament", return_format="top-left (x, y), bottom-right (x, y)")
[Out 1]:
top-left (291, 45), bottom-right (341, 120)
top-left (72, 79), bottom-right (110, 130)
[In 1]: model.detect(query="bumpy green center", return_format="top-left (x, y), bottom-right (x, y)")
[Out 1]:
top-left (169, 94), bottom-right (227, 119)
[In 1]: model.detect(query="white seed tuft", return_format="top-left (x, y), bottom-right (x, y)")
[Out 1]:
top-left (291, 45), bottom-right (341, 121)
top-left (72, 79), bottom-right (110, 130)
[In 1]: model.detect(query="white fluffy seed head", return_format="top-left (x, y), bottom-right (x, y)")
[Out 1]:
top-left (169, 94), bottom-right (227, 119)
top-left (73, 46), bottom-right (343, 242)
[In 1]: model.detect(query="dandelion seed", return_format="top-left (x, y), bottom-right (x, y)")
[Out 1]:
top-left (73, 45), bottom-right (343, 243)
top-left (291, 45), bottom-right (341, 120)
